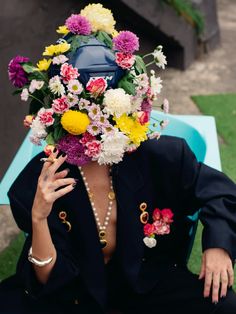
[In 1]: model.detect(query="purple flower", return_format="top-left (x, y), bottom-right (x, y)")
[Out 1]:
top-left (65, 14), bottom-right (92, 35)
top-left (113, 31), bottom-right (139, 54)
top-left (57, 134), bottom-right (91, 166)
top-left (141, 98), bottom-right (153, 115)
top-left (8, 55), bottom-right (29, 88)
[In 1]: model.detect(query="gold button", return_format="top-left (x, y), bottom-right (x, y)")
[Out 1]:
top-left (74, 299), bottom-right (79, 304)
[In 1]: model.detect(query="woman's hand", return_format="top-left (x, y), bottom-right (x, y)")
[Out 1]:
top-left (32, 149), bottom-right (76, 222)
top-left (199, 248), bottom-right (234, 303)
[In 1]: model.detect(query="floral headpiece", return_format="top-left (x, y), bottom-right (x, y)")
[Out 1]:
top-left (8, 3), bottom-right (169, 166)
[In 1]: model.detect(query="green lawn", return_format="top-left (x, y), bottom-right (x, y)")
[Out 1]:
top-left (1, 93), bottom-right (236, 290)
top-left (189, 93), bottom-right (236, 289)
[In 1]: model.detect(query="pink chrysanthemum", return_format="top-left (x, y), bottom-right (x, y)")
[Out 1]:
top-left (8, 55), bottom-right (29, 88)
top-left (57, 134), bottom-right (91, 166)
top-left (113, 31), bottom-right (139, 54)
top-left (65, 14), bottom-right (92, 35)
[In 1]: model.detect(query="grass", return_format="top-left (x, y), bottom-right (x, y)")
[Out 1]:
top-left (189, 93), bottom-right (236, 290)
top-left (0, 232), bottom-right (24, 281)
top-left (0, 93), bottom-right (236, 290)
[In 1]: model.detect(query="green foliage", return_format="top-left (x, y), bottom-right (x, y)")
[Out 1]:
top-left (0, 232), bottom-right (25, 281)
top-left (96, 31), bottom-right (113, 49)
top-left (67, 35), bottom-right (90, 53)
top-left (161, 0), bottom-right (204, 34)
top-left (192, 93), bottom-right (236, 182)
top-left (118, 73), bottom-right (136, 96)
top-left (134, 55), bottom-right (147, 74)
top-left (28, 90), bottom-right (45, 115)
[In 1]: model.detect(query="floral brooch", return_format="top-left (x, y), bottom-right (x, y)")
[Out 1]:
top-left (139, 203), bottom-right (174, 248)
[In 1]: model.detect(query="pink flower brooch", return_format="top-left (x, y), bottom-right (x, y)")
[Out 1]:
top-left (139, 203), bottom-right (174, 248)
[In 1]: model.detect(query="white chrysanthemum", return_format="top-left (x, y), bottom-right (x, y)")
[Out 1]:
top-left (131, 96), bottom-right (142, 112)
top-left (21, 88), bottom-right (29, 101)
top-left (30, 117), bottom-right (47, 139)
top-left (49, 75), bottom-right (65, 96)
top-left (97, 130), bottom-right (129, 165)
top-left (143, 237), bottom-right (157, 248)
top-left (103, 88), bottom-right (131, 117)
top-left (80, 3), bottom-right (116, 34)
top-left (150, 70), bottom-right (163, 100)
top-left (152, 46), bottom-right (167, 69)
top-left (29, 80), bottom-right (44, 94)
top-left (52, 54), bottom-right (68, 65)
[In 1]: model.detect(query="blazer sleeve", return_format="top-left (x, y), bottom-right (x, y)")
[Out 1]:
top-left (7, 152), bottom-right (80, 300)
top-left (180, 139), bottom-right (236, 261)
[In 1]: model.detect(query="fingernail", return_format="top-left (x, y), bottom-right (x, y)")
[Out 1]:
top-left (53, 147), bottom-right (57, 153)
top-left (74, 179), bottom-right (79, 182)
top-left (65, 168), bottom-right (70, 173)
top-left (62, 152), bottom-right (67, 157)
top-left (213, 301), bottom-right (218, 305)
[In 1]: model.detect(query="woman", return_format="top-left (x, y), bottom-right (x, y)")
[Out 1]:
top-left (2, 2), bottom-right (236, 313)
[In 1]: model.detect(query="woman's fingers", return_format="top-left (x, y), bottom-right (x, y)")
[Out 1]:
top-left (40, 149), bottom-right (59, 175)
top-left (51, 183), bottom-right (76, 202)
top-left (54, 168), bottom-right (70, 180)
top-left (51, 178), bottom-right (77, 190)
top-left (211, 272), bottom-right (220, 303)
top-left (227, 265), bottom-right (234, 287)
top-left (204, 269), bottom-right (213, 298)
top-left (49, 153), bottom-right (68, 175)
top-left (220, 270), bottom-right (229, 298)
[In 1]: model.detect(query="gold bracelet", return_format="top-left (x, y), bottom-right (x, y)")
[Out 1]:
top-left (28, 247), bottom-right (53, 267)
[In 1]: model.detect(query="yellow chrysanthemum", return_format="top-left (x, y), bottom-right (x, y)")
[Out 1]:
top-left (111, 29), bottom-right (119, 38)
top-left (43, 42), bottom-right (70, 56)
top-left (114, 114), bottom-right (149, 146)
top-left (128, 121), bottom-right (149, 146)
top-left (56, 25), bottom-right (69, 35)
top-left (80, 3), bottom-right (116, 34)
top-left (37, 58), bottom-right (52, 71)
top-left (61, 110), bottom-right (90, 135)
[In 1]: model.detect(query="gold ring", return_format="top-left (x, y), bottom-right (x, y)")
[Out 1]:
top-left (40, 157), bottom-right (57, 163)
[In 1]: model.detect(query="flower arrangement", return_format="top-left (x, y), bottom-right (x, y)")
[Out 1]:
top-left (8, 3), bottom-right (169, 166)
top-left (143, 208), bottom-right (174, 248)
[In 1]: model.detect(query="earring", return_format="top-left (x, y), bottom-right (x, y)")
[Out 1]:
top-left (59, 211), bottom-right (72, 232)
top-left (139, 202), bottom-right (149, 224)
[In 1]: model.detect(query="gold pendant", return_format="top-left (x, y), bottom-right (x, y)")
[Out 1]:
top-left (140, 211), bottom-right (149, 224)
top-left (99, 230), bottom-right (107, 248)
top-left (59, 211), bottom-right (72, 232)
top-left (108, 191), bottom-right (115, 200)
top-left (139, 202), bottom-right (149, 224)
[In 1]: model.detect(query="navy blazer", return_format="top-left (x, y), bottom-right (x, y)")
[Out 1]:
top-left (7, 136), bottom-right (236, 309)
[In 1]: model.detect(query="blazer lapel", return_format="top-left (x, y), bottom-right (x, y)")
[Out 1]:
top-left (59, 164), bottom-right (107, 307)
top-left (112, 153), bottom-right (153, 286)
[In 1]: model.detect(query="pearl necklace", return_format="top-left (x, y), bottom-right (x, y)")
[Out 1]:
top-left (78, 166), bottom-right (115, 249)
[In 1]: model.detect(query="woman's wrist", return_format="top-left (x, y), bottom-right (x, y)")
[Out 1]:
top-left (32, 212), bottom-right (48, 225)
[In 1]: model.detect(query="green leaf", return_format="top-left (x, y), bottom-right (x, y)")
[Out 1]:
top-left (134, 55), bottom-right (147, 74)
top-left (28, 90), bottom-right (45, 114)
top-left (45, 132), bottom-right (55, 145)
top-left (12, 88), bottom-right (23, 95)
top-left (118, 75), bottom-right (136, 95)
top-left (53, 125), bottom-right (66, 142)
top-left (22, 64), bottom-right (38, 74)
top-left (96, 31), bottom-right (113, 48)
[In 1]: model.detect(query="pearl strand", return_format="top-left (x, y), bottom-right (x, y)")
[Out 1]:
top-left (78, 166), bottom-right (114, 234)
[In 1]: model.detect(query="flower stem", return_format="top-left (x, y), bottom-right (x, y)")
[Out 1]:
top-left (145, 61), bottom-right (155, 67)
top-left (29, 94), bottom-right (45, 107)
top-left (142, 53), bottom-right (153, 59)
